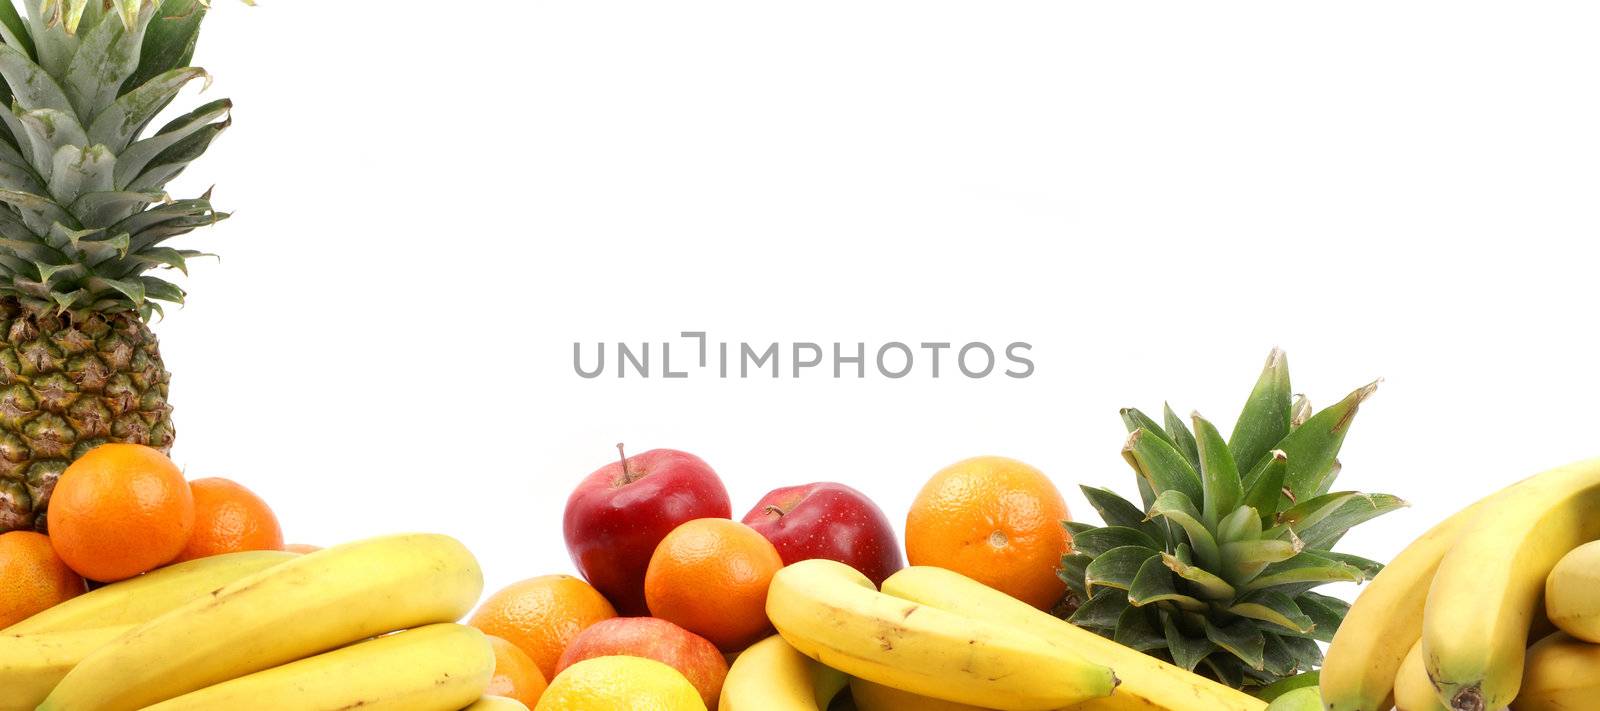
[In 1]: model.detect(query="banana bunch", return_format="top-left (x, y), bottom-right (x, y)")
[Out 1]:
top-left (2, 533), bottom-right (489, 711)
top-left (764, 559), bottom-right (1267, 711)
top-left (1321, 458), bottom-right (1600, 711)
top-left (720, 634), bottom-right (848, 710)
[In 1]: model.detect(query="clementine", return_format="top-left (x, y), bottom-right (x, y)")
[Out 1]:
top-left (469, 574), bottom-right (617, 681)
top-left (173, 478), bottom-right (283, 563)
top-left (644, 518), bottom-right (782, 651)
top-left (485, 634), bottom-right (548, 707)
top-left (905, 456), bottom-right (1072, 610)
top-left (48, 444), bottom-right (194, 582)
top-left (0, 530), bottom-right (85, 628)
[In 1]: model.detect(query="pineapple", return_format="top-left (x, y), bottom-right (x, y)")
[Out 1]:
top-left (1059, 350), bottom-right (1403, 689)
top-left (0, 0), bottom-right (230, 533)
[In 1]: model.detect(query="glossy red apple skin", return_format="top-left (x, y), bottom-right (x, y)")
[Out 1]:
top-left (742, 482), bottom-right (904, 586)
top-left (564, 448), bottom-right (731, 616)
top-left (555, 617), bottom-right (728, 709)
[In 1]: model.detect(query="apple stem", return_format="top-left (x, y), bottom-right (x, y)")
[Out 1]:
top-left (764, 504), bottom-right (786, 518)
top-left (616, 443), bottom-right (641, 484)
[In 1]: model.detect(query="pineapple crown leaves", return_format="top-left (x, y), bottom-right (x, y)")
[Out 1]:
top-left (0, 0), bottom-right (235, 320)
top-left (1058, 349), bottom-right (1405, 689)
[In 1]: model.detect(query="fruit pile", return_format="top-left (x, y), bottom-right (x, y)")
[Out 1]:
top-left (1321, 458), bottom-right (1600, 711)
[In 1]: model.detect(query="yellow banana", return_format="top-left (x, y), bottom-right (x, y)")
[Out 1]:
top-left (1320, 501), bottom-right (1483, 711)
top-left (1392, 641), bottom-right (1446, 711)
top-left (850, 676), bottom-right (993, 711)
top-left (767, 559), bottom-right (1116, 711)
top-left (880, 566), bottom-right (1264, 711)
top-left (1423, 458), bottom-right (1600, 711)
top-left (2, 549), bottom-right (296, 635)
top-left (41, 533), bottom-right (483, 711)
top-left (719, 634), bottom-right (847, 711)
top-left (1544, 540), bottom-right (1600, 642)
top-left (1511, 632), bottom-right (1600, 711)
top-left (463, 697), bottom-right (532, 711)
top-left (142, 623), bottom-right (493, 711)
top-left (0, 625), bottom-right (132, 711)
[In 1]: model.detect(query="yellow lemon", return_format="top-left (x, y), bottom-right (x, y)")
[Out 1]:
top-left (534, 656), bottom-right (706, 711)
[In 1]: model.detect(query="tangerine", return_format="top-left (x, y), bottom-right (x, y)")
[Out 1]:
top-left (47, 444), bottom-right (194, 582)
top-left (644, 518), bottom-right (782, 651)
top-left (904, 456), bottom-right (1072, 610)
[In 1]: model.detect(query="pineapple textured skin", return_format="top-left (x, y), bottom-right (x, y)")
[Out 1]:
top-left (0, 297), bottom-right (171, 531)
top-left (0, 0), bottom-right (232, 533)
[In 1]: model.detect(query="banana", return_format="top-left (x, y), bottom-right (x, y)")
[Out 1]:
top-left (1263, 687), bottom-right (1323, 711)
top-left (719, 634), bottom-right (847, 711)
top-left (880, 566), bottom-right (1264, 711)
top-left (1544, 540), bottom-right (1600, 642)
top-left (463, 697), bottom-right (532, 711)
top-left (2, 549), bottom-right (296, 635)
top-left (1423, 458), bottom-right (1600, 711)
top-left (41, 532), bottom-right (483, 711)
top-left (850, 676), bottom-right (993, 711)
top-left (142, 623), bottom-right (494, 711)
top-left (1392, 641), bottom-right (1446, 711)
top-left (0, 625), bottom-right (132, 711)
top-left (766, 559), bottom-right (1116, 711)
top-left (1511, 632), bottom-right (1600, 711)
top-left (1320, 500), bottom-right (1483, 711)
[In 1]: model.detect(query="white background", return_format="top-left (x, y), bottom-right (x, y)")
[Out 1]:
top-left (153, 2), bottom-right (1600, 598)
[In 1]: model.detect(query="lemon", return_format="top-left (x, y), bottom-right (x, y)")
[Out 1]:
top-left (534, 655), bottom-right (706, 711)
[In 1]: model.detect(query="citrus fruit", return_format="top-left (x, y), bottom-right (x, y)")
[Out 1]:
top-left (535, 655), bottom-right (706, 711)
top-left (47, 443), bottom-right (195, 582)
top-left (0, 530), bottom-right (86, 628)
top-left (905, 456), bottom-right (1072, 610)
top-left (485, 634), bottom-right (548, 707)
top-left (644, 518), bottom-right (782, 651)
top-left (469, 574), bottom-right (617, 681)
top-left (173, 478), bottom-right (284, 563)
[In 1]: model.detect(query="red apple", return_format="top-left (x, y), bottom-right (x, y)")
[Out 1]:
top-left (564, 446), bottom-right (731, 615)
top-left (555, 617), bottom-right (729, 709)
top-left (742, 482), bottom-right (903, 586)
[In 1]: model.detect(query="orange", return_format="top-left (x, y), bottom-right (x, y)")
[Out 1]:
top-left (485, 634), bottom-right (548, 707)
top-left (0, 530), bottom-right (86, 628)
top-left (905, 456), bottom-right (1073, 611)
top-left (469, 574), bottom-right (617, 681)
top-left (48, 443), bottom-right (195, 582)
top-left (644, 518), bottom-right (782, 651)
top-left (173, 478), bottom-right (284, 563)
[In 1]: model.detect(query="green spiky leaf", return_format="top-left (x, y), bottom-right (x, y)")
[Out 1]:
top-left (1124, 428), bottom-right (1204, 505)
top-left (1084, 545), bottom-right (1158, 594)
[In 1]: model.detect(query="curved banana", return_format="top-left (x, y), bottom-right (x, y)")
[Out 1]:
top-left (0, 625), bottom-right (132, 711)
top-left (142, 623), bottom-right (494, 711)
top-left (1423, 458), bottom-right (1600, 711)
top-left (1392, 641), bottom-right (1446, 711)
top-left (1511, 632), bottom-right (1600, 711)
top-left (41, 533), bottom-right (483, 711)
top-left (880, 566), bottom-right (1263, 711)
top-left (1320, 501), bottom-right (1482, 711)
top-left (463, 697), bottom-right (532, 711)
top-left (850, 676), bottom-right (992, 711)
top-left (2, 550), bottom-right (297, 635)
top-left (720, 634), bottom-right (847, 711)
top-left (1544, 541), bottom-right (1600, 642)
top-left (767, 559), bottom-right (1116, 711)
